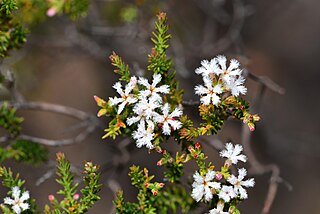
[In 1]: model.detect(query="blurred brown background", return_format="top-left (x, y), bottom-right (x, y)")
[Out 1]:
top-left (2, 0), bottom-right (320, 213)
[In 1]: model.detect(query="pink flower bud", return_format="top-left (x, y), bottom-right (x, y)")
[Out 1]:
top-left (157, 160), bottom-right (162, 166)
top-left (48, 194), bottom-right (55, 201)
top-left (215, 173), bottom-right (223, 181)
top-left (46, 8), bottom-right (57, 17)
top-left (248, 123), bottom-right (255, 131)
top-left (158, 183), bottom-right (164, 187)
top-left (145, 183), bottom-right (149, 188)
top-left (193, 154), bottom-right (198, 159)
top-left (153, 190), bottom-right (157, 196)
top-left (73, 194), bottom-right (79, 200)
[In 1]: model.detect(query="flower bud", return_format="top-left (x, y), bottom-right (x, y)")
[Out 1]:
top-left (158, 183), bottom-right (165, 187)
top-left (46, 8), bottom-right (57, 17)
top-left (195, 142), bottom-right (201, 150)
top-left (248, 123), bottom-right (255, 131)
top-left (224, 159), bottom-right (232, 169)
top-left (252, 114), bottom-right (260, 122)
top-left (157, 160), bottom-right (162, 166)
top-left (153, 190), bottom-right (157, 196)
top-left (48, 194), bottom-right (55, 201)
top-left (215, 173), bottom-right (223, 181)
top-left (73, 194), bottom-right (79, 200)
top-left (188, 146), bottom-right (194, 153)
top-left (224, 96), bottom-right (236, 104)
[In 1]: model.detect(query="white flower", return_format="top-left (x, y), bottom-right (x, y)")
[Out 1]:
top-left (228, 168), bottom-right (255, 199)
top-left (223, 76), bottom-right (247, 97)
top-left (218, 185), bottom-right (236, 203)
top-left (195, 59), bottom-right (217, 77)
top-left (138, 73), bottom-right (170, 102)
top-left (132, 120), bottom-right (155, 149)
top-left (191, 170), bottom-right (221, 202)
top-left (214, 55), bottom-right (242, 84)
top-left (209, 201), bottom-right (229, 214)
top-left (195, 76), bottom-right (223, 106)
top-left (131, 96), bottom-right (161, 122)
top-left (3, 186), bottom-right (30, 214)
top-left (126, 105), bottom-right (146, 126)
top-left (154, 103), bottom-right (183, 135)
top-left (109, 76), bottom-right (138, 114)
top-left (219, 143), bottom-right (247, 165)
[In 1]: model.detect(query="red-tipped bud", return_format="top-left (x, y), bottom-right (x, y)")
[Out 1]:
top-left (248, 123), bottom-right (255, 131)
top-left (48, 194), bottom-right (55, 201)
top-left (159, 183), bottom-right (165, 187)
top-left (162, 150), bottom-right (167, 155)
top-left (188, 146), bottom-right (194, 152)
top-left (94, 95), bottom-right (107, 107)
top-left (153, 190), bottom-right (158, 196)
top-left (195, 142), bottom-right (201, 150)
top-left (97, 109), bottom-right (107, 117)
top-left (215, 173), bottom-right (223, 181)
top-left (56, 152), bottom-right (64, 161)
top-left (193, 154), bottom-right (198, 159)
top-left (157, 160), bottom-right (162, 166)
top-left (151, 48), bottom-right (157, 57)
top-left (145, 183), bottom-right (149, 188)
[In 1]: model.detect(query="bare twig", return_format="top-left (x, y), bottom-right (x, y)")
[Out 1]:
top-left (4, 101), bottom-right (97, 121)
top-left (182, 99), bottom-right (200, 106)
top-left (240, 81), bottom-right (289, 214)
top-left (198, 136), bottom-right (225, 151)
top-left (244, 69), bottom-right (286, 95)
top-left (19, 125), bottom-right (95, 147)
top-left (190, 0), bottom-right (249, 56)
top-left (0, 101), bottom-right (102, 146)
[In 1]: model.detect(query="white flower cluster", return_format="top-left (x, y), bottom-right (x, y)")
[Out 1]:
top-left (191, 143), bottom-right (255, 213)
top-left (195, 55), bottom-right (247, 106)
top-left (3, 186), bottom-right (30, 214)
top-left (109, 74), bottom-right (183, 149)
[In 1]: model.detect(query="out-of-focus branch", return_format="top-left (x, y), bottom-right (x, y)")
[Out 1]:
top-left (182, 99), bottom-right (200, 106)
top-left (191, 0), bottom-right (249, 56)
top-left (240, 82), bottom-right (290, 214)
top-left (244, 69), bottom-right (286, 95)
top-left (0, 101), bottom-right (102, 146)
top-left (19, 125), bottom-right (95, 147)
top-left (0, 69), bottom-right (24, 102)
top-left (4, 101), bottom-right (98, 121)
